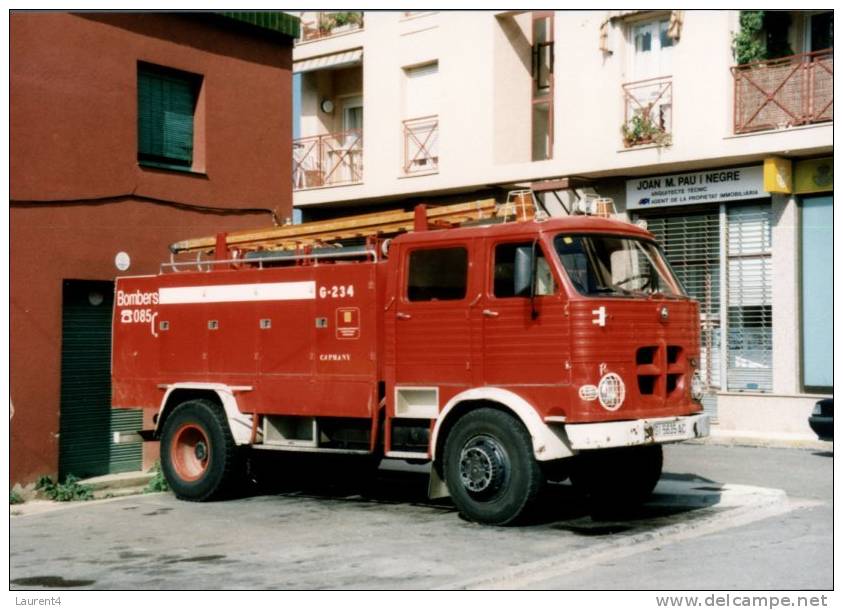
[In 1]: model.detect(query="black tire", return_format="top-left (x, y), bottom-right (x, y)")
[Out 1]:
top-left (160, 399), bottom-right (240, 501)
top-left (570, 444), bottom-right (663, 506)
top-left (443, 408), bottom-right (543, 525)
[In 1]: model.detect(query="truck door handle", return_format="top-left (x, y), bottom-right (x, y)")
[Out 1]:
top-left (397, 312), bottom-right (412, 320)
top-left (482, 309), bottom-right (499, 318)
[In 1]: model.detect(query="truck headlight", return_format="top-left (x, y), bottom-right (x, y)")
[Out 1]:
top-left (597, 373), bottom-right (625, 411)
top-left (691, 372), bottom-right (705, 402)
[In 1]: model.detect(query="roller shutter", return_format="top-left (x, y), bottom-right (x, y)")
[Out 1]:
top-left (59, 281), bottom-right (142, 479)
top-left (726, 204), bottom-right (773, 392)
top-left (642, 210), bottom-right (721, 418)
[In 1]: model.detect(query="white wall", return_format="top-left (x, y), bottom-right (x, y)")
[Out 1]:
top-left (293, 10), bottom-right (832, 209)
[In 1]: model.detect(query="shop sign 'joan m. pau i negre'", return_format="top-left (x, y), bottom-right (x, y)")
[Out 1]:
top-left (627, 165), bottom-right (765, 210)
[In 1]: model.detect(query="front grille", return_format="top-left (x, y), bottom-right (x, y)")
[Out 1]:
top-left (636, 345), bottom-right (687, 399)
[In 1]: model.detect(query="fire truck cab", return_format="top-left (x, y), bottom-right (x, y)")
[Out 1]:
top-left (112, 206), bottom-right (710, 525)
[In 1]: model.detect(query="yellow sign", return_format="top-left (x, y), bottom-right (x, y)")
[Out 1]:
top-left (794, 157), bottom-right (833, 194)
top-left (763, 157), bottom-right (793, 193)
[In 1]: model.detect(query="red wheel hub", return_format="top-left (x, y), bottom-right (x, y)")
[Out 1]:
top-left (170, 423), bottom-right (210, 481)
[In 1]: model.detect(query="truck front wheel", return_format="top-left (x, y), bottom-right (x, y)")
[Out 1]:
top-left (160, 399), bottom-right (240, 501)
top-left (443, 408), bottom-right (543, 525)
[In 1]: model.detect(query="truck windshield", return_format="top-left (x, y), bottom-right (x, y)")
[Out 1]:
top-left (553, 233), bottom-right (685, 297)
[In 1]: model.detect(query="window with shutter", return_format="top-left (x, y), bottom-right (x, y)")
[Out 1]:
top-left (137, 64), bottom-right (200, 170)
top-left (726, 204), bottom-right (773, 393)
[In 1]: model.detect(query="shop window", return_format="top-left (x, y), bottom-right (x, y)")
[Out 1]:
top-left (800, 195), bottom-right (832, 390)
top-left (138, 63), bottom-right (201, 171)
top-left (407, 247), bottom-right (468, 302)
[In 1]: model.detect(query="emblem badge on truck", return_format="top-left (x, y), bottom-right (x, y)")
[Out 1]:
top-left (659, 306), bottom-right (669, 323)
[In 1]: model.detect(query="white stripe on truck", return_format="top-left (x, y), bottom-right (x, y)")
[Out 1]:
top-left (159, 281), bottom-right (316, 304)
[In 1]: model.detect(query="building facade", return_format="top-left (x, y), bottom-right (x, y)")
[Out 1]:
top-left (291, 10), bottom-right (832, 437)
top-left (10, 12), bottom-right (298, 485)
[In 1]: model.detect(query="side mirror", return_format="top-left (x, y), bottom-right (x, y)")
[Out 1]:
top-left (513, 246), bottom-right (534, 297)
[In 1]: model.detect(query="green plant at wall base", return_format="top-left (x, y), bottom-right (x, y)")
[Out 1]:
top-left (10, 490), bottom-right (25, 505)
top-left (144, 461), bottom-right (170, 493)
top-left (622, 113), bottom-right (671, 148)
top-left (35, 475), bottom-right (94, 502)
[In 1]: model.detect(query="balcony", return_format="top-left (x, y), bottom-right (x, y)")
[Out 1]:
top-left (296, 12), bottom-right (364, 43)
top-left (732, 49), bottom-right (833, 134)
top-left (403, 116), bottom-right (439, 175)
top-left (622, 76), bottom-right (673, 148)
top-left (293, 130), bottom-right (363, 190)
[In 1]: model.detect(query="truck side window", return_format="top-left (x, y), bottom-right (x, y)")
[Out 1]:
top-left (494, 242), bottom-right (555, 298)
top-left (407, 247), bottom-right (468, 302)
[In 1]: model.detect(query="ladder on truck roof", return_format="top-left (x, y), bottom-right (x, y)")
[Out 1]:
top-left (168, 195), bottom-right (536, 256)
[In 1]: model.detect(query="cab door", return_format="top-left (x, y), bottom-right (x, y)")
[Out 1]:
top-left (480, 237), bottom-right (570, 388)
top-left (392, 241), bottom-right (476, 394)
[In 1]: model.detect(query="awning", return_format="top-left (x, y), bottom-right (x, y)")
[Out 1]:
top-left (294, 49), bottom-right (363, 74)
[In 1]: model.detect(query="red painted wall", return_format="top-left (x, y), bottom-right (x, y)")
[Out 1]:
top-left (10, 12), bottom-right (295, 485)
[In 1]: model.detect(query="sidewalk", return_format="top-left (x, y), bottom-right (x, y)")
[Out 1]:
top-left (10, 470), bottom-right (156, 518)
top-left (697, 427), bottom-right (832, 451)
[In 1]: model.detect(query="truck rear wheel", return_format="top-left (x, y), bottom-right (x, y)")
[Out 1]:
top-left (443, 408), bottom-right (543, 525)
top-left (160, 399), bottom-right (239, 501)
top-left (571, 444), bottom-right (663, 507)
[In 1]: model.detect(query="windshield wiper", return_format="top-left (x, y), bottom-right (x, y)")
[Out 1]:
top-left (591, 286), bottom-right (634, 296)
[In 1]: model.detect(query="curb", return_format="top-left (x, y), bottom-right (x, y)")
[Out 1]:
top-left (689, 430), bottom-right (832, 451)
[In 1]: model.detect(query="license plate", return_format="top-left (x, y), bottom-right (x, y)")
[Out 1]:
top-left (653, 419), bottom-right (688, 440)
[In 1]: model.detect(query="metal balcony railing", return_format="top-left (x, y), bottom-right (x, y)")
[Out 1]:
top-left (293, 130), bottom-right (363, 190)
top-left (297, 12), bottom-right (364, 43)
top-left (403, 115), bottom-right (439, 175)
top-left (622, 76), bottom-right (673, 148)
top-left (732, 49), bottom-right (833, 134)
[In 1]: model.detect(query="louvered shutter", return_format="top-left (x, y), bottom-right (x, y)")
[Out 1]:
top-left (138, 67), bottom-right (196, 167)
top-left (726, 204), bottom-right (773, 392)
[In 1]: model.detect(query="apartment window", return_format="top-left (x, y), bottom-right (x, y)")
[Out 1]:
top-left (631, 17), bottom-right (674, 79)
top-left (531, 12), bottom-right (554, 161)
top-left (403, 62), bottom-right (439, 174)
top-left (806, 11), bottom-right (833, 52)
top-left (138, 63), bottom-right (201, 170)
top-left (407, 247), bottom-right (467, 302)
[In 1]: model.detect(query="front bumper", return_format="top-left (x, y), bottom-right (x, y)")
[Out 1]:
top-left (565, 413), bottom-right (710, 450)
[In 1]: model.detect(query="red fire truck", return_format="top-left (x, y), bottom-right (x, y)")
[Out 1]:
top-left (112, 199), bottom-right (709, 525)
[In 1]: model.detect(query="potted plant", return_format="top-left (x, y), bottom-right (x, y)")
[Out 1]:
top-left (331, 12), bottom-right (363, 34)
top-left (622, 112), bottom-right (672, 148)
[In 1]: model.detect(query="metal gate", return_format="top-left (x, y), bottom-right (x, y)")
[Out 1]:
top-left (643, 211), bottom-right (721, 420)
top-left (59, 280), bottom-right (142, 479)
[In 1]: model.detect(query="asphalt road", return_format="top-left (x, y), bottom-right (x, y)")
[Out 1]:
top-left (9, 443), bottom-right (833, 590)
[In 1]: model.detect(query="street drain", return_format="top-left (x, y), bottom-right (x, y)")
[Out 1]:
top-left (12, 576), bottom-right (95, 588)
